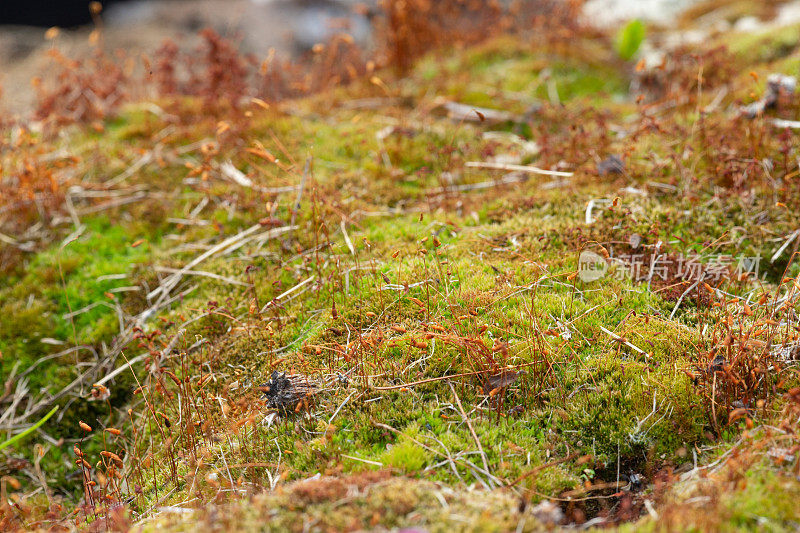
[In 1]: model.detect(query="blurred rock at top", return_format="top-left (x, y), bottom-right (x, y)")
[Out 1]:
top-left (582, 0), bottom-right (698, 25)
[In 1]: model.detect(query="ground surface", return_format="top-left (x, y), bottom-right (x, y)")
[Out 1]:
top-left (1, 1), bottom-right (800, 531)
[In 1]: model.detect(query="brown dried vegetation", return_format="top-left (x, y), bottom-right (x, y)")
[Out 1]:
top-left (2, 1), bottom-right (800, 531)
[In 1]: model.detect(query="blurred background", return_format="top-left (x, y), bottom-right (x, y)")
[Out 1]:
top-left (0, 0), bottom-right (794, 113)
top-left (0, 0), bottom-right (379, 112)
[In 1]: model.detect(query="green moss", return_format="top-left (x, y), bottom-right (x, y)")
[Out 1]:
top-left (413, 35), bottom-right (627, 110)
top-left (6, 19), bottom-right (800, 532)
top-left (723, 23), bottom-right (800, 64)
top-left (380, 436), bottom-right (429, 472)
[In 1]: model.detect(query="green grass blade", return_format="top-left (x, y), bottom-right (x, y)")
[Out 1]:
top-left (0, 405), bottom-right (59, 451)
